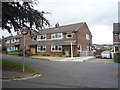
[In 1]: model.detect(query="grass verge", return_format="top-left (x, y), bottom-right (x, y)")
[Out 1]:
top-left (1, 59), bottom-right (38, 73)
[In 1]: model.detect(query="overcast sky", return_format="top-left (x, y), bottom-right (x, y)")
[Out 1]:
top-left (1, 0), bottom-right (119, 44)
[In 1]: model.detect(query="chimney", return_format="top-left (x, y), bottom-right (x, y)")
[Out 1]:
top-left (17, 31), bottom-right (21, 35)
top-left (55, 23), bottom-right (59, 28)
top-left (2, 36), bottom-right (4, 39)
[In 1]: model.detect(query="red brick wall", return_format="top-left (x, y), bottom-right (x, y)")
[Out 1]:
top-left (77, 23), bottom-right (92, 51)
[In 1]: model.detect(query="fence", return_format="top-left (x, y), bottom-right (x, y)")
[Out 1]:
top-left (80, 51), bottom-right (94, 56)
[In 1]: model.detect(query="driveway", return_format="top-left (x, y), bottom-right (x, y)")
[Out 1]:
top-left (2, 54), bottom-right (118, 88)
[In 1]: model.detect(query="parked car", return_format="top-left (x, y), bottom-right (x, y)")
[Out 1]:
top-left (7, 50), bottom-right (19, 53)
top-left (101, 51), bottom-right (112, 59)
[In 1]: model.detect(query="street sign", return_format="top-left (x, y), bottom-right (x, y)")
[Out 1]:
top-left (20, 26), bottom-right (29, 35)
top-left (20, 26), bottom-right (29, 72)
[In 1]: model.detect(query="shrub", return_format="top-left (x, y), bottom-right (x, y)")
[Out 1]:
top-left (25, 53), bottom-right (33, 57)
top-left (39, 53), bottom-right (50, 56)
top-left (114, 52), bottom-right (120, 63)
top-left (7, 52), bottom-right (19, 55)
top-left (33, 53), bottom-right (50, 56)
top-left (56, 54), bottom-right (62, 57)
top-left (33, 53), bottom-right (39, 56)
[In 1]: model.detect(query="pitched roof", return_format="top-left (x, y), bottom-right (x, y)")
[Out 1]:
top-left (2, 34), bottom-right (23, 40)
top-left (38, 22), bottom-right (85, 34)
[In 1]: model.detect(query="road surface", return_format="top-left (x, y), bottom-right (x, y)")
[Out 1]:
top-left (2, 55), bottom-right (118, 88)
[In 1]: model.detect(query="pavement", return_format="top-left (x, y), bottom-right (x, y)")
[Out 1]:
top-left (32, 56), bottom-right (96, 62)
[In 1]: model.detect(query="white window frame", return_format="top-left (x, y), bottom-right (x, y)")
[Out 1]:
top-left (37, 46), bottom-right (46, 52)
top-left (66, 33), bottom-right (73, 38)
top-left (86, 34), bottom-right (90, 40)
top-left (119, 34), bottom-right (120, 39)
top-left (32, 37), bottom-right (37, 41)
top-left (11, 39), bottom-right (14, 43)
top-left (37, 34), bottom-right (46, 41)
top-left (16, 38), bottom-right (20, 42)
top-left (51, 33), bottom-right (63, 40)
top-left (6, 40), bottom-right (10, 44)
top-left (51, 45), bottom-right (62, 52)
top-left (77, 45), bottom-right (82, 52)
top-left (87, 46), bottom-right (89, 51)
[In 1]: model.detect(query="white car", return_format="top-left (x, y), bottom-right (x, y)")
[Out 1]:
top-left (101, 51), bottom-right (112, 59)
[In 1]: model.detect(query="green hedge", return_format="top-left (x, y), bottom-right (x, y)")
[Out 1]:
top-left (114, 52), bottom-right (120, 63)
top-left (7, 52), bottom-right (19, 55)
top-left (33, 53), bottom-right (50, 56)
top-left (7, 52), bottom-right (33, 57)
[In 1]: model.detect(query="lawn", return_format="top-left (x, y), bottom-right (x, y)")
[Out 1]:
top-left (1, 59), bottom-right (38, 73)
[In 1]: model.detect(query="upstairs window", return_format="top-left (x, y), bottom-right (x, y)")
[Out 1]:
top-left (51, 33), bottom-right (63, 39)
top-left (37, 34), bottom-right (46, 41)
top-left (6, 40), bottom-right (10, 44)
top-left (32, 37), bottom-right (37, 41)
top-left (16, 38), bottom-right (20, 42)
top-left (66, 33), bottom-right (73, 38)
top-left (37, 46), bottom-right (46, 52)
top-left (51, 46), bottom-right (62, 52)
top-left (86, 34), bottom-right (90, 40)
top-left (11, 39), bottom-right (15, 43)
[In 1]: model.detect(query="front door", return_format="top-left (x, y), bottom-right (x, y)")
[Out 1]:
top-left (65, 46), bottom-right (70, 56)
top-left (30, 47), bottom-right (36, 54)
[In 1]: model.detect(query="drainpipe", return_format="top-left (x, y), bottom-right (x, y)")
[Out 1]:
top-left (71, 42), bottom-right (73, 58)
top-left (114, 46), bottom-right (115, 53)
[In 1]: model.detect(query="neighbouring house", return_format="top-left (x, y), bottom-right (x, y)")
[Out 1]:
top-left (113, 23), bottom-right (120, 52)
top-left (2, 32), bottom-right (34, 51)
top-left (92, 44), bottom-right (113, 57)
top-left (29, 22), bottom-right (93, 57)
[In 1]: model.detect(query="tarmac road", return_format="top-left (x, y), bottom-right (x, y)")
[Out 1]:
top-left (2, 54), bottom-right (118, 88)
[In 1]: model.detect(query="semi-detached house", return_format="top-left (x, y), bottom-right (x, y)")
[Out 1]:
top-left (29, 22), bottom-right (92, 57)
top-left (113, 23), bottom-right (120, 52)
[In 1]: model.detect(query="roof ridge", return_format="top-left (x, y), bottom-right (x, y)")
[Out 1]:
top-left (40, 22), bottom-right (86, 31)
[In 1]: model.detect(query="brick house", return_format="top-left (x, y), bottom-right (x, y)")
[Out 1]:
top-left (113, 23), bottom-right (120, 52)
top-left (29, 22), bottom-right (92, 56)
top-left (2, 32), bottom-right (33, 51)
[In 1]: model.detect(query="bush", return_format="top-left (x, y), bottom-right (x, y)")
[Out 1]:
top-left (39, 53), bottom-right (50, 56)
top-left (7, 52), bottom-right (19, 55)
top-left (33, 53), bottom-right (50, 56)
top-left (33, 53), bottom-right (39, 56)
top-left (114, 52), bottom-right (120, 63)
top-left (25, 53), bottom-right (33, 57)
top-left (56, 54), bottom-right (62, 57)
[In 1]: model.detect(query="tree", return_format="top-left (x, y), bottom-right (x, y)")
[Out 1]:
top-left (2, 1), bottom-right (50, 34)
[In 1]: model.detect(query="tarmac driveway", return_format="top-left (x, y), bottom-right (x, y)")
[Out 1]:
top-left (2, 54), bottom-right (119, 88)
